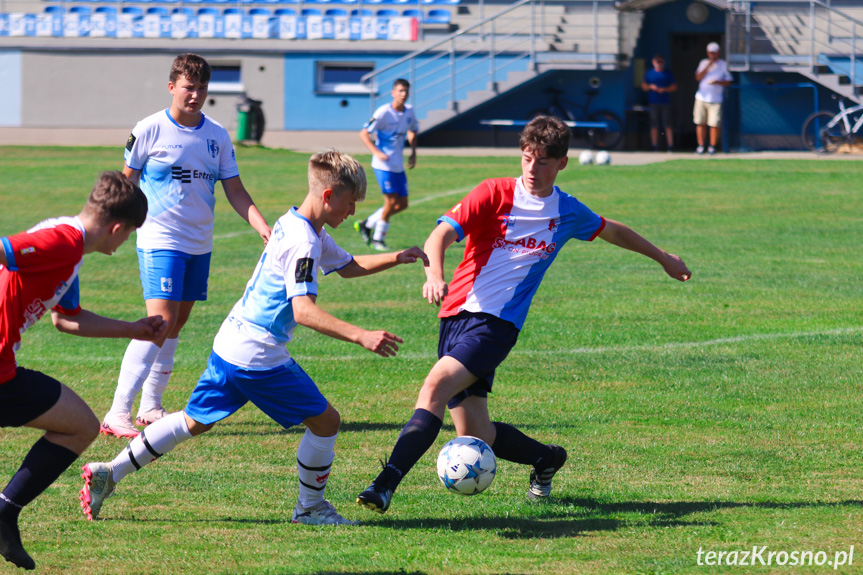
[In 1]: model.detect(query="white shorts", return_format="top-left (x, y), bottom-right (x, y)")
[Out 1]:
top-left (693, 99), bottom-right (722, 128)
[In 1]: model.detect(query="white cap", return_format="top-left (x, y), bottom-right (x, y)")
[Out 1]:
top-left (707, 42), bottom-right (720, 53)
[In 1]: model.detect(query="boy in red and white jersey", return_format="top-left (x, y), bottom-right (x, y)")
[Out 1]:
top-left (358, 116), bottom-right (691, 514)
top-left (0, 172), bottom-right (167, 570)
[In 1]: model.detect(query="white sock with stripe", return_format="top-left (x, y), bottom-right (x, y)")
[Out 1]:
top-left (373, 220), bottom-right (390, 242)
top-left (365, 207), bottom-right (384, 229)
top-left (296, 429), bottom-right (337, 508)
top-left (110, 411), bottom-right (192, 482)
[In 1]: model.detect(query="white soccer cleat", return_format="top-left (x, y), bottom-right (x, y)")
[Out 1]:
top-left (135, 407), bottom-right (168, 427)
top-left (291, 500), bottom-right (359, 525)
top-left (100, 412), bottom-right (140, 438)
top-left (80, 462), bottom-right (117, 521)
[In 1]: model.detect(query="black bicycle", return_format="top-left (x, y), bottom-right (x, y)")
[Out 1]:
top-left (528, 86), bottom-right (623, 150)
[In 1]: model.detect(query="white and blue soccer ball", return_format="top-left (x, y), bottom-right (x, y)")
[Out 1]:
top-left (578, 150), bottom-right (594, 165)
top-left (436, 436), bottom-right (497, 495)
top-left (595, 150), bottom-right (611, 165)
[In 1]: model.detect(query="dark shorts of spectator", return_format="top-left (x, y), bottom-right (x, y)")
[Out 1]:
top-left (438, 311), bottom-right (520, 409)
top-left (0, 367), bottom-right (63, 427)
top-left (649, 103), bottom-right (672, 131)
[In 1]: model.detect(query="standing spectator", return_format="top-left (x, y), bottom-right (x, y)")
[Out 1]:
top-left (641, 55), bottom-right (677, 152)
top-left (693, 42), bottom-right (733, 154)
top-left (354, 79), bottom-right (419, 252)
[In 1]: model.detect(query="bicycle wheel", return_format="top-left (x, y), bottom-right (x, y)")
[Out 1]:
top-left (588, 110), bottom-right (623, 150)
top-left (801, 111), bottom-right (849, 154)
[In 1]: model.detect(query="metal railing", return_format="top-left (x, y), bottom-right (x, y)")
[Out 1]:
top-left (728, 0), bottom-right (863, 85)
top-left (361, 0), bottom-right (619, 121)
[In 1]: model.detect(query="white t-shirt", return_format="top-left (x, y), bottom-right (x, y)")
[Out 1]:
top-left (364, 103), bottom-right (419, 173)
top-left (212, 208), bottom-right (353, 369)
top-left (695, 58), bottom-right (733, 104)
top-left (124, 110), bottom-right (239, 255)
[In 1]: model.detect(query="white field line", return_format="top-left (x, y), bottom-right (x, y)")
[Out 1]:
top-left (212, 187), bottom-right (471, 242)
top-left (291, 325), bottom-right (863, 362)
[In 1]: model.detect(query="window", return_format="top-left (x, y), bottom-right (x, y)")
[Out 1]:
top-left (316, 62), bottom-right (374, 94)
top-left (209, 64), bottom-right (243, 94)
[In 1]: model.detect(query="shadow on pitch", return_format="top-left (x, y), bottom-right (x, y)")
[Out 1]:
top-left (205, 420), bottom-right (409, 437)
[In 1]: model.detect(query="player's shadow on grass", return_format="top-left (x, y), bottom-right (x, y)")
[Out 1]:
top-left (206, 421), bottom-right (411, 436)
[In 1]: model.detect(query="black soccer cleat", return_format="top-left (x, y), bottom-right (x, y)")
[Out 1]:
top-left (353, 219), bottom-right (372, 245)
top-left (356, 483), bottom-right (393, 514)
top-left (0, 518), bottom-right (35, 570)
top-left (527, 444), bottom-right (568, 501)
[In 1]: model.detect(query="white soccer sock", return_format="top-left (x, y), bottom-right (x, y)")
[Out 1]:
top-left (107, 340), bottom-right (162, 418)
top-left (373, 220), bottom-right (390, 242)
top-left (111, 411), bottom-right (192, 482)
top-left (139, 338), bottom-right (178, 414)
top-left (296, 429), bottom-right (337, 508)
top-left (365, 207), bottom-right (384, 229)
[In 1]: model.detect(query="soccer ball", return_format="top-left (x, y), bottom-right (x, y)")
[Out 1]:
top-left (436, 436), bottom-right (497, 495)
top-left (578, 150), bottom-right (594, 165)
top-left (595, 150), bottom-right (611, 165)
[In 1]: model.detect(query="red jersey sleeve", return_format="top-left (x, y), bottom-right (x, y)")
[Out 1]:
top-left (2, 225), bottom-right (84, 273)
top-left (437, 178), bottom-right (513, 241)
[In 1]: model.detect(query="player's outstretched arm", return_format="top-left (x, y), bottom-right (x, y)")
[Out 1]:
top-left (422, 222), bottom-right (459, 306)
top-left (597, 219), bottom-right (691, 282)
top-left (222, 176), bottom-right (272, 243)
top-left (51, 309), bottom-right (167, 341)
top-left (337, 247), bottom-right (429, 278)
top-left (292, 295), bottom-right (402, 357)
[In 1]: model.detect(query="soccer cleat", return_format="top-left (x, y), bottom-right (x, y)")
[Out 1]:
top-left (707, 146), bottom-right (716, 155)
top-left (696, 145), bottom-right (705, 155)
top-left (135, 407), bottom-right (168, 427)
top-left (0, 518), bottom-right (35, 570)
top-left (356, 482), bottom-right (393, 514)
top-left (527, 445), bottom-right (568, 501)
top-left (353, 220), bottom-right (371, 245)
top-left (100, 412), bottom-right (140, 439)
top-left (79, 462), bottom-right (117, 521)
top-left (370, 240), bottom-right (388, 252)
top-left (291, 500), bottom-right (359, 526)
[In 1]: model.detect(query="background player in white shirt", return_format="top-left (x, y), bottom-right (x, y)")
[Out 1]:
top-left (357, 116), bottom-right (691, 514)
top-left (694, 42), bottom-right (733, 154)
top-left (81, 151), bottom-right (428, 526)
top-left (101, 54), bottom-right (271, 439)
top-left (354, 79), bottom-right (419, 251)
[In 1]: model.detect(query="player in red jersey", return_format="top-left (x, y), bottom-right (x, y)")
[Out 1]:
top-left (0, 172), bottom-right (167, 570)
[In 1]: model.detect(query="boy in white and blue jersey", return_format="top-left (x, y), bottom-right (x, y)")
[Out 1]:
top-left (101, 54), bottom-right (271, 439)
top-left (81, 151), bottom-right (429, 526)
top-left (355, 78), bottom-right (419, 251)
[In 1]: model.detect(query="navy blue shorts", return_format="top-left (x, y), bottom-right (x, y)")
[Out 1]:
top-left (438, 311), bottom-right (519, 409)
top-left (0, 368), bottom-right (62, 427)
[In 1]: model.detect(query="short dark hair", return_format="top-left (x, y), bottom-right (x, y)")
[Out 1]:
top-left (170, 53), bottom-right (211, 85)
top-left (393, 78), bottom-right (410, 90)
top-left (519, 115), bottom-right (571, 159)
top-left (652, 54), bottom-right (665, 62)
top-left (82, 171), bottom-right (148, 228)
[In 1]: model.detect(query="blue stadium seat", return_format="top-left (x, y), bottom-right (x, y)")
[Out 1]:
top-left (402, 8), bottom-right (421, 20)
top-left (350, 8), bottom-right (372, 16)
top-left (95, 6), bottom-right (116, 13)
top-left (425, 8), bottom-right (450, 23)
top-left (146, 7), bottom-right (169, 16)
top-left (325, 8), bottom-right (347, 16)
top-left (301, 8), bottom-right (321, 15)
top-left (122, 6), bottom-right (143, 16)
top-left (249, 8), bottom-right (270, 15)
top-left (172, 7), bottom-right (194, 15)
top-left (44, 6), bottom-right (65, 13)
top-left (274, 7), bottom-right (296, 15)
top-left (375, 8), bottom-right (399, 17)
top-left (222, 7), bottom-right (241, 14)
top-left (421, 0), bottom-right (458, 4)
top-left (69, 6), bottom-right (92, 14)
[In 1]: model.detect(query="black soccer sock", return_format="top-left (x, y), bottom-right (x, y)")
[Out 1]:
top-left (379, 408), bottom-right (443, 491)
top-left (0, 438), bottom-right (79, 522)
top-left (491, 422), bottom-right (553, 467)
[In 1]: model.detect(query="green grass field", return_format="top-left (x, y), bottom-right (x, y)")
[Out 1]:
top-left (0, 146), bottom-right (861, 574)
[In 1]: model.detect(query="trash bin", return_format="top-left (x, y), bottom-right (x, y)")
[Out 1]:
top-left (236, 95), bottom-right (265, 145)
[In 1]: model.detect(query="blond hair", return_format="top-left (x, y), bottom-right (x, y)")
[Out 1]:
top-left (308, 150), bottom-right (367, 201)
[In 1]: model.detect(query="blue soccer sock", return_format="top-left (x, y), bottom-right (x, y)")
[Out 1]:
top-left (0, 438), bottom-right (78, 523)
top-left (378, 408), bottom-right (443, 491)
top-left (491, 422), bottom-right (553, 467)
